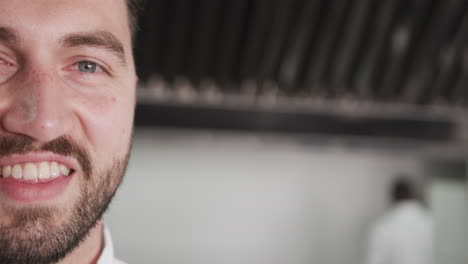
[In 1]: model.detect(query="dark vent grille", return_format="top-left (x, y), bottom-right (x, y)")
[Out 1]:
top-left (135, 0), bottom-right (468, 107)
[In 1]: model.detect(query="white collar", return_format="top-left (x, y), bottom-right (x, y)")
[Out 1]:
top-left (97, 226), bottom-right (125, 264)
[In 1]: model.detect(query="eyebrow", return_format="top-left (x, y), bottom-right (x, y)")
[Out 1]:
top-left (0, 27), bottom-right (127, 67)
top-left (0, 26), bottom-right (17, 44)
top-left (60, 31), bottom-right (127, 66)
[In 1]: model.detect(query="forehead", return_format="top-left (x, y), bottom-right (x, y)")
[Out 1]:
top-left (0, 0), bottom-right (131, 48)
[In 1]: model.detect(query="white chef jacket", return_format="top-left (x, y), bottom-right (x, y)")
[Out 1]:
top-left (97, 226), bottom-right (127, 264)
top-left (366, 201), bottom-right (433, 264)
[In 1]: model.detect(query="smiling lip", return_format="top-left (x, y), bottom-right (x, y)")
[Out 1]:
top-left (0, 176), bottom-right (73, 202)
top-left (0, 152), bottom-right (77, 169)
top-left (0, 152), bottom-right (78, 203)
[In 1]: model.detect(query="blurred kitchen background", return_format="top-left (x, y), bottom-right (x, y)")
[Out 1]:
top-left (106, 0), bottom-right (468, 263)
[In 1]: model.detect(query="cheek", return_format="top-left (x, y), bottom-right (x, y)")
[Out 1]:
top-left (72, 91), bottom-right (135, 158)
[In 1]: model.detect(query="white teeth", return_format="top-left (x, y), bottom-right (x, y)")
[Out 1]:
top-left (12, 164), bottom-right (22, 179)
top-left (0, 162), bottom-right (72, 180)
top-left (59, 164), bottom-right (70, 176)
top-left (50, 162), bottom-right (60, 178)
top-left (2, 166), bottom-right (11, 178)
top-left (23, 163), bottom-right (38, 181)
top-left (38, 162), bottom-right (51, 180)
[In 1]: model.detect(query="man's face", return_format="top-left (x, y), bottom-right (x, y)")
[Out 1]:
top-left (0, 0), bottom-right (136, 263)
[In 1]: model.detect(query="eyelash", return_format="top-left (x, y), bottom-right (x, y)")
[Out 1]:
top-left (0, 57), bottom-right (112, 82)
top-left (0, 57), bottom-right (14, 66)
top-left (71, 60), bottom-right (109, 75)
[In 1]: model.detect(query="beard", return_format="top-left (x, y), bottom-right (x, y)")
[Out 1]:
top-left (0, 135), bottom-right (131, 264)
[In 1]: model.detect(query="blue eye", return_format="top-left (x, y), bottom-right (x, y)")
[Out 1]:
top-left (77, 61), bottom-right (99, 73)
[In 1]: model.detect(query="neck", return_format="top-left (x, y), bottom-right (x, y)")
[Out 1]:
top-left (58, 220), bottom-right (105, 264)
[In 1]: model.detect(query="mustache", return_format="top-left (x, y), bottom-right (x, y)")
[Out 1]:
top-left (0, 135), bottom-right (92, 179)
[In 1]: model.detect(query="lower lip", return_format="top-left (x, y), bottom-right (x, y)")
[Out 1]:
top-left (0, 176), bottom-right (73, 203)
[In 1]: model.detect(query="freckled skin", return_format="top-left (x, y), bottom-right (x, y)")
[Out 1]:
top-left (0, 0), bottom-right (136, 160)
top-left (0, 0), bottom-right (137, 263)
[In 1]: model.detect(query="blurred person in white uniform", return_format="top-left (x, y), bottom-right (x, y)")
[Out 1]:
top-left (366, 177), bottom-right (433, 264)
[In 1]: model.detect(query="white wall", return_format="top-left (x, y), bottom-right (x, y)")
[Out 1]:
top-left (429, 178), bottom-right (468, 264)
top-left (105, 129), bottom-right (424, 264)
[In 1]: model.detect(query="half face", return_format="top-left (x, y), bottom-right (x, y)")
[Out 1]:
top-left (0, 0), bottom-right (136, 263)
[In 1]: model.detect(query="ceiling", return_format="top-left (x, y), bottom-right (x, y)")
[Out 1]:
top-left (132, 0), bottom-right (468, 148)
top-left (135, 0), bottom-right (468, 106)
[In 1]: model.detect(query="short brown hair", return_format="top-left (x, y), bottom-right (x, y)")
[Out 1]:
top-left (126, 0), bottom-right (143, 40)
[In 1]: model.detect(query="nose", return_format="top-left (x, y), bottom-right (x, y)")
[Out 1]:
top-left (1, 65), bottom-right (74, 143)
